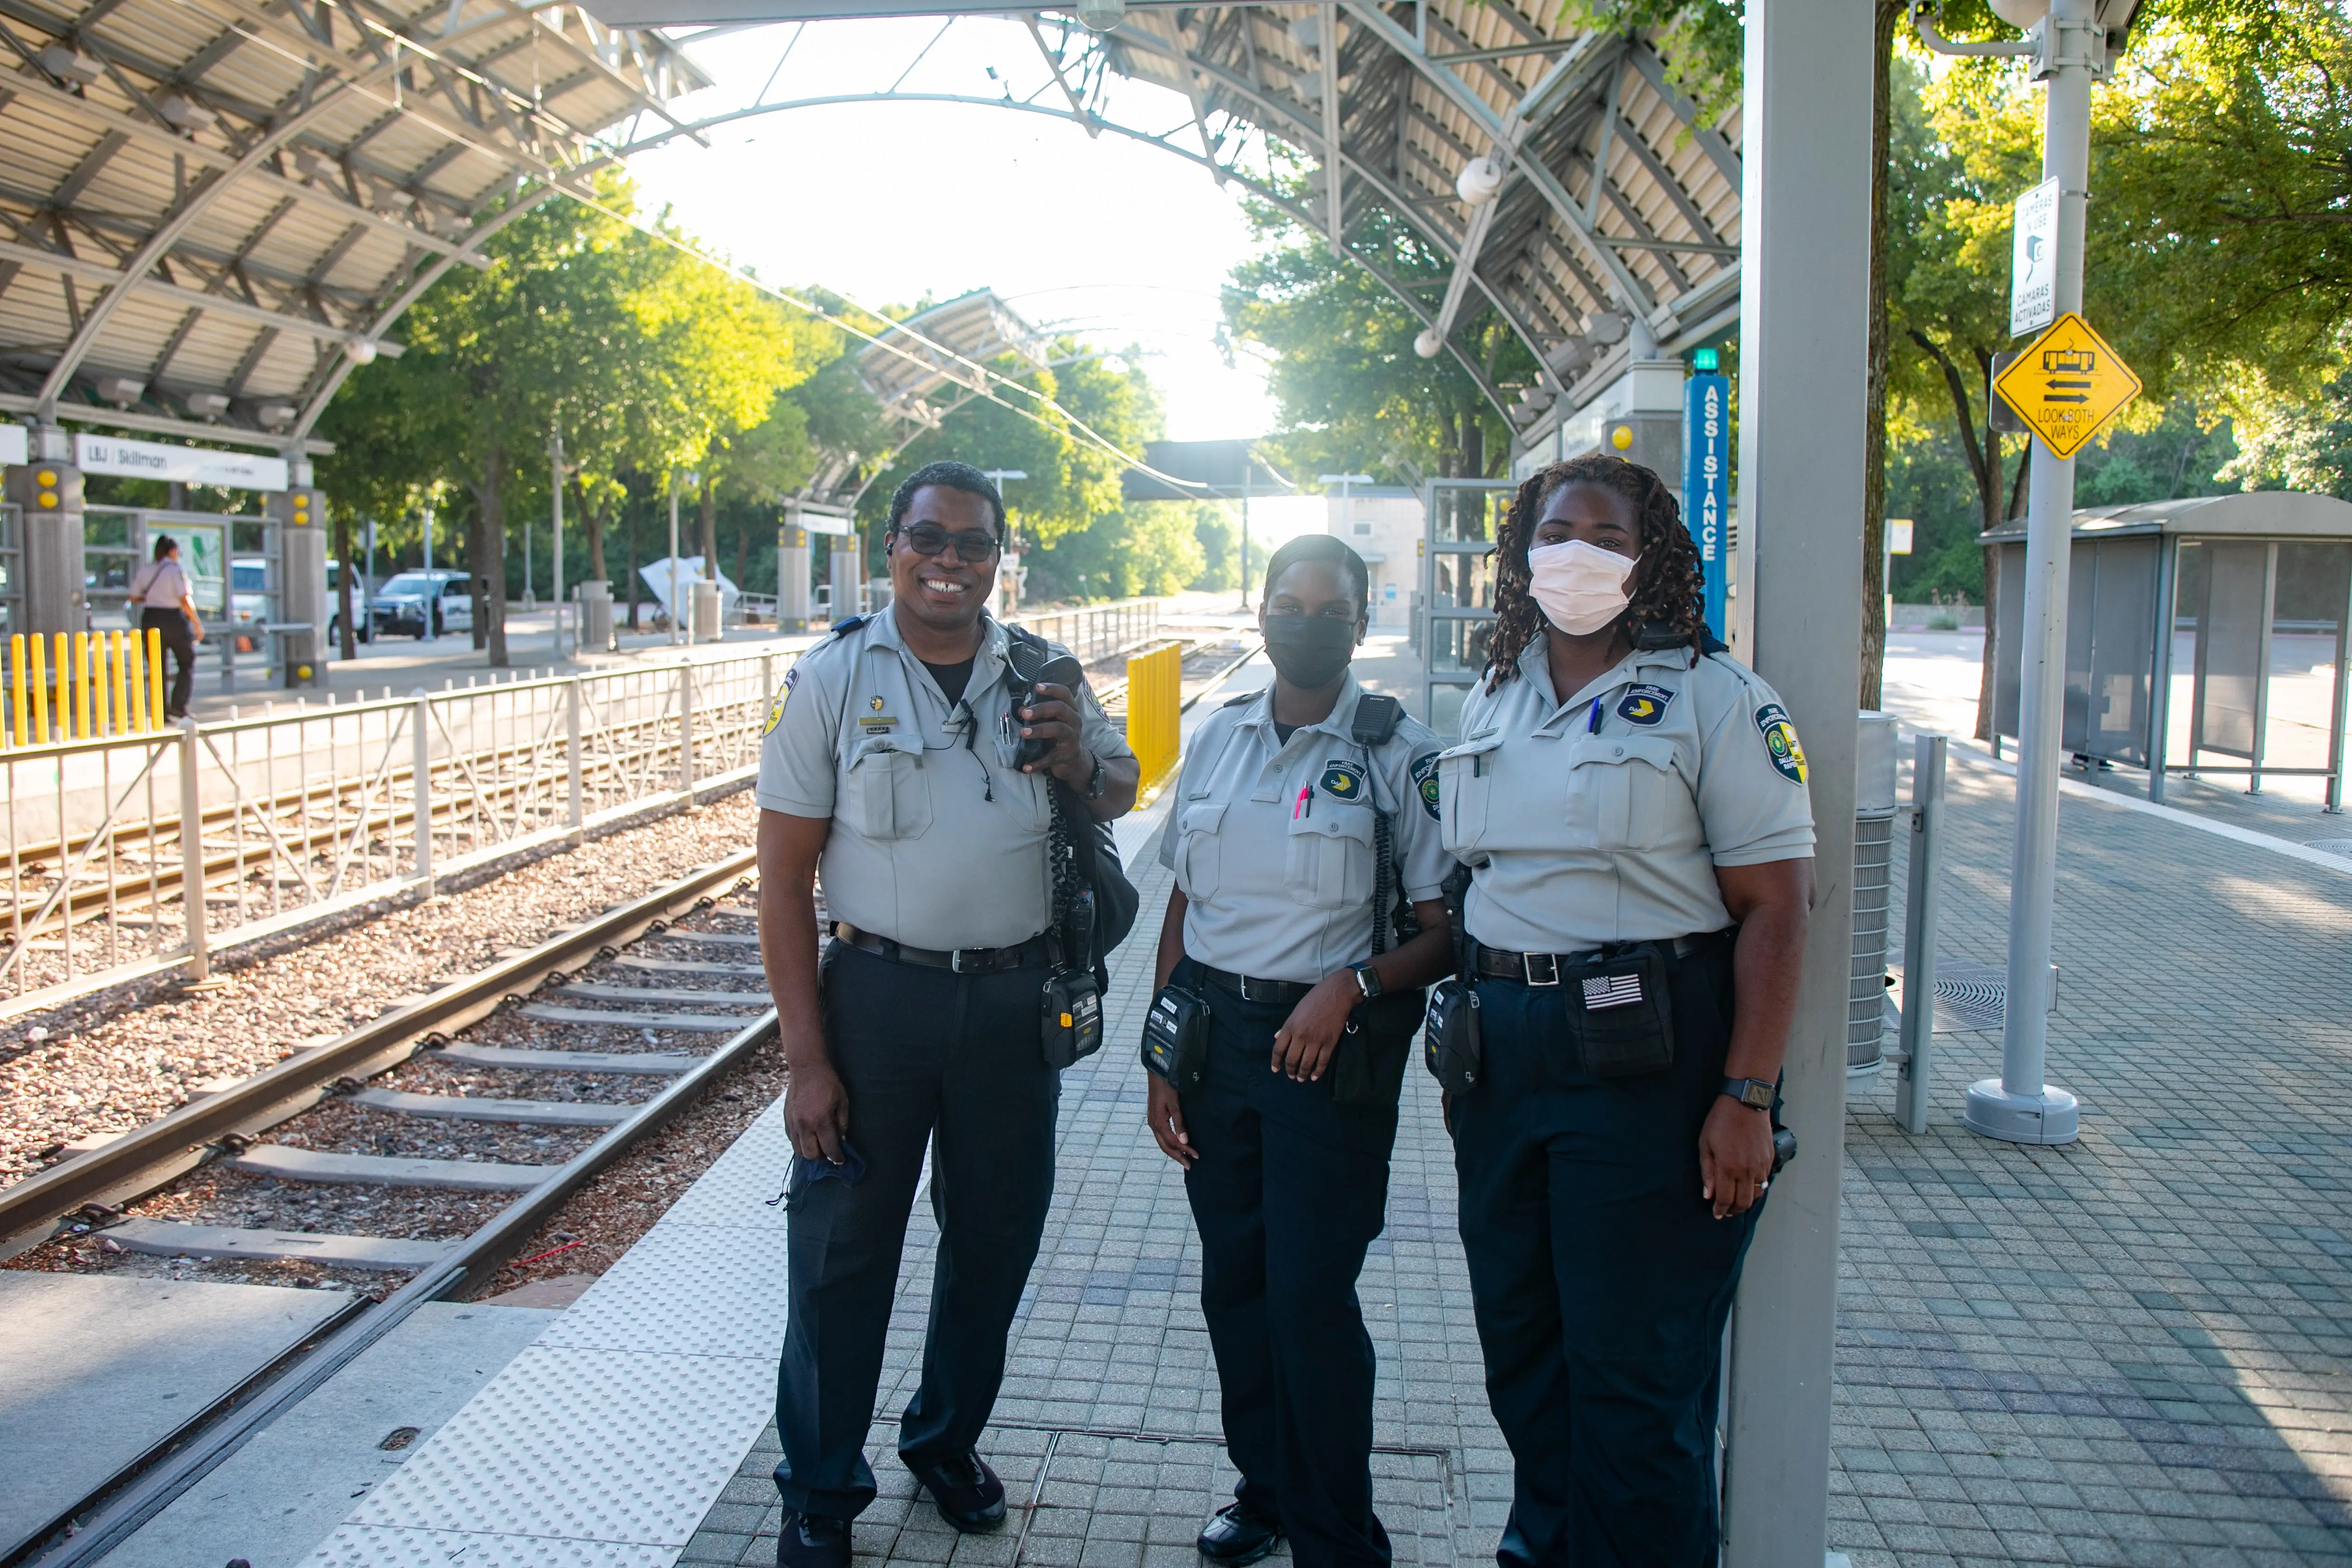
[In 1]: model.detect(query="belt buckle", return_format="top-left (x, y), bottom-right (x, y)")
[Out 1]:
top-left (1523, 952), bottom-right (1560, 987)
top-left (951, 947), bottom-right (980, 974)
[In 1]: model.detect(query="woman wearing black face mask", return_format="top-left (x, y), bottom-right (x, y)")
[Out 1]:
top-left (1142, 534), bottom-right (1458, 1568)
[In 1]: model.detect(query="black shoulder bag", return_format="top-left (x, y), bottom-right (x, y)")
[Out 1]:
top-left (1004, 626), bottom-right (1140, 1068)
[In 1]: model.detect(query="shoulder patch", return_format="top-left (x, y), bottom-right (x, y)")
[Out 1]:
top-left (763, 687), bottom-right (787, 736)
top-left (1409, 751), bottom-right (1441, 819)
top-left (1755, 702), bottom-right (1807, 784)
top-left (1319, 760), bottom-right (1367, 801)
top-left (1617, 683), bottom-right (1674, 727)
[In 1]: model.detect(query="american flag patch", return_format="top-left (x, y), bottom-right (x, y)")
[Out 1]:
top-left (1582, 973), bottom-right (1644, 1010)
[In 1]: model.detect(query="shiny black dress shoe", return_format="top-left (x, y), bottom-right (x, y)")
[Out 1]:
top-left (775, 1509), bottom-right (850, 1568)
top-left (906, 1450), bottom-right (1008, 1533)
top-left (1197, 1500), bottom-right (1283, 1565)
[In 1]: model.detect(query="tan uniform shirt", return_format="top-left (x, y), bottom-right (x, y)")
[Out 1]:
top-left (1441, 634), bottom-right (1815, 953)
top-left (756, 610), bottom-right (1134, 951)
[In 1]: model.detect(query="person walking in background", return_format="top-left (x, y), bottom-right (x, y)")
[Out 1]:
top-left (128, 534), bottom-right (203, 720)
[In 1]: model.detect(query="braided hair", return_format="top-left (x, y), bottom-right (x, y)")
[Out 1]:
top-left (1482, 453), bottom-right (1707, 691)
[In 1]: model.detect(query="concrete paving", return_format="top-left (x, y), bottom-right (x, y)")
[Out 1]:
top-left (103, 1301), bottom-right (556, 1568)
top-left (0, 1271), bottom-right (350, 1559)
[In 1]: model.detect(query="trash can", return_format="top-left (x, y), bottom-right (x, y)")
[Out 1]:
top-left (690, 578), bottom-right (722, 643)
top-left (1850, 710), bottom-right (1900, 1076)
top-left (578, 581), bottom-right (615, 652)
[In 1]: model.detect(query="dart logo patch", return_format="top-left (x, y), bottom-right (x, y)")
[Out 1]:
top-left (1410, 751), bottom-right (1441, 819)
top-left (1755, 703), bottom-right (1807, 784)
top-left (1617, 684), bottom-right (1674, 726)
top-left (1319, 762), bottom-right (1366, 800)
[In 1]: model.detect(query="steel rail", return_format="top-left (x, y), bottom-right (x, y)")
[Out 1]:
top-left (0, 846), bottom-right (758, 1259)
top-left (21, 992), bottom-right (780, 1568)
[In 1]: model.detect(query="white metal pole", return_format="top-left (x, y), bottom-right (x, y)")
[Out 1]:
top-left (1720, 0), bottom-right (1870, 1559)
top-left (550, 426), bottom-right (566, 662)
top-left (566, 674), bottom-right (584, 843)
top-left (1896, 733), bottom-right (1948, 1136)
top-left (412, 687), bottom-right (434, 894)
top-left (668, 473), bottom-right (684, 648)
top-left (1970, 0), bottom-right (2091, 1147)
top-left (421, 503), bottom-right (433, 577)
top-left (179, 717), bottom-right (208, 981)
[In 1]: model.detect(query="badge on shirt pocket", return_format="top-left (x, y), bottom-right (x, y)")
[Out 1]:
top-left (1319, 761), bottom-right (1366, 801)
top-left (1617, 684), bottom-right (1674, 726)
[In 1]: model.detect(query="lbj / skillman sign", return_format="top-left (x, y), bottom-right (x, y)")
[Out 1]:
top-left (1991, 312), bottom-right (2142, 459)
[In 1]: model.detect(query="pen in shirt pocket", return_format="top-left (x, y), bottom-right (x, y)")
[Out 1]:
top-left (1295, 784), bottom-right (1312, 820)
top-left (1588, 698), bottom-right (1603, 734)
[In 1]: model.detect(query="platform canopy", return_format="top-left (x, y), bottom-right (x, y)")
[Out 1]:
top-left (0, 0), bottom-right (709, 453)
top-left (855, 288), bottom-right (1046, 430)
top-left (580, 1), bottom-right (1741, 455)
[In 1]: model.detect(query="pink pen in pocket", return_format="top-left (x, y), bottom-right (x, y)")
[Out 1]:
top-left (1294, 784), bottom-right (1312, 820)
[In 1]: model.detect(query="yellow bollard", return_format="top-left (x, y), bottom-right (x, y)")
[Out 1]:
top-left (7, 634), bottom-right (22, 749)
top-left (1123, 642), bottom-right (1182, 795)
top-left (147, 626), bottom-right (165, 727)
top-left (30, 634), bottom-right (49, 744)
top-left (109, 630), bottom-right (127, 738)
top-left (127, 631), bottom-right (146, 732)
top-left (70, 631), bottom-right (89, 741)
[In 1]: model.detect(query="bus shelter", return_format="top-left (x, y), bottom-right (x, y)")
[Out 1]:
top-left (1985, 491), bottom-right (2352, 807)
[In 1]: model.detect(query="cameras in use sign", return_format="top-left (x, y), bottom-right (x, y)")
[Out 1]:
top-left (2010, 176), bottom-right (2060, 338)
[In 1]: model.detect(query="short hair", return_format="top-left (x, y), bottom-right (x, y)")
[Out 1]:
top-left (885, 461), bottom-right (1006, 541)
top-left (152, 533), bottom-right (177, 561)
top-left (1262, 532), bottom-right (1369, 616)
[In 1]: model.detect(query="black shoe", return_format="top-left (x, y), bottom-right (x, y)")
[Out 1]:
top-left (905, 1450), bottom-right (1007, 1533)
top-left (1197, 1501), bottom-right (1282, 1565)
top-left (775, 1508), bottom-right (849, 1568)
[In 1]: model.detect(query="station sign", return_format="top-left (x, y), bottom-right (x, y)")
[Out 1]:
top-left (2009, 177), bottom-right (2060, 338)
top-left (1681, 369), bottom-right (1730, 637)
top-left (1990, 313), bottom-right (2142, 459)
top-left (72, 433), bottom-right (289, 492)
top-left (0, 424), bottom-right (24, 466)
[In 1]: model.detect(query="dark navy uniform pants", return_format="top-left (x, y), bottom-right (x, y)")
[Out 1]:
top-left (1176, 958), bottom-right (1403, 1568)
top-left (1450, 938), bottom-right (1764, 1568)
top-left (773, 940), bottom-right (1060, 1521)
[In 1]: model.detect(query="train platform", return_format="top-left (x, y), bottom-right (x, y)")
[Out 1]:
top-left (85, 641), bottom-right (2352, 1568)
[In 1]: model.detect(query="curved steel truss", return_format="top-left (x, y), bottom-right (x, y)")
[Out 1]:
top-left (0, 0), bottom-right (706, 448)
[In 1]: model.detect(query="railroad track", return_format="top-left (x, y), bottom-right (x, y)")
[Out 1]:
top-left (0, 850), bottom-right (792, 1568)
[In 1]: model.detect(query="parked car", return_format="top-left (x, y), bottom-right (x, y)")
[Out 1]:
top-left (327, 560), bottom-right (370, 644)
top-left (230, 555), bottom-right (270, 649)
top-left (368, 569), bottom-right (474, 639)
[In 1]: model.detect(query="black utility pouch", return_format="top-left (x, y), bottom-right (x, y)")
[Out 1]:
top-left (1566, 943), bottom-right (1675, 1078)
top-left (1331, 1021), bottom-right (1414, 1108)
top-left (1042, 969), bottom-right (1104, 1069)
top-left (1140, 983), bottom-right (1212, 1092)
top-left (1423, 977), bottom-right (1482, 1094)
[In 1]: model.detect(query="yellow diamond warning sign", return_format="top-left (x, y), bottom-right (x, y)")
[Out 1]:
top-left (1992, 312), bottom-right (2143, 459)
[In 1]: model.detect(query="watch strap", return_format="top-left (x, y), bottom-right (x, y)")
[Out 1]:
top-left (1721, 1076), bottom-right (1775, 1111)
top-left (1351, 961), bottom-right (1383, 999)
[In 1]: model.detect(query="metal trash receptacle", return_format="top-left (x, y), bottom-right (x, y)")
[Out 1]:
top-left (690, 579), bottom-right (722, 643)
top-left (579, 581), bottom-right (614, 652)
top-left (1850, 710), bottom-right (1900, 1076)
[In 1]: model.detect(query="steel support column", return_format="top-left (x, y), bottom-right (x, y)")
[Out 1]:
top-left (1721, 0), bottom-right (1869, 1562)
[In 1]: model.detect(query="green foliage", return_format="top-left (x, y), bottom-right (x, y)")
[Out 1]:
top-left (1225, 201), bottom-right (1523, 483)
top-left (1554, 0), bottom-right (1743, 112)
top-left (1026, 501), bottom-right (1208, 602)
top-left (1191, 504), bottom-right (1239, 592)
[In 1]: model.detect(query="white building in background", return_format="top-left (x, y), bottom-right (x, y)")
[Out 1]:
top-left (1323, 486), bottom-right (1422, 630)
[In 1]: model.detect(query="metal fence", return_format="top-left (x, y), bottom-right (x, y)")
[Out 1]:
top-left (1012, 599), bottom-right (1163, 665)
top-left (0, 649), bottom-right (781, 1021)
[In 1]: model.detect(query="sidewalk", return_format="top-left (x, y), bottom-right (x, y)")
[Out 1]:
top-left (277, 645), bottom-right (2352, 1568)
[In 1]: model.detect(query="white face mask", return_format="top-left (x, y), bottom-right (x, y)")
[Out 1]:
top-left (1527, 539), bottom-right (1639, 636)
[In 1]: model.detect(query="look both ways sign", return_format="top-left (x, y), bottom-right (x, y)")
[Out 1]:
top-left (1991, 312), bottom-right (2142, 460)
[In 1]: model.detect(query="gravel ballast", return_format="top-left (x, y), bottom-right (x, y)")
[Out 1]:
top-left (0, 789), bottom-right (759, 1190)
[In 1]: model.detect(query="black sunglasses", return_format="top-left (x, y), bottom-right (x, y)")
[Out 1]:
top-left (895, 522), bottom-right (1001, 563)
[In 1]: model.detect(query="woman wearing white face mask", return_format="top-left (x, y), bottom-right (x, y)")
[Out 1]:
top-left (1430, 455), bottom-right (1816, 1566)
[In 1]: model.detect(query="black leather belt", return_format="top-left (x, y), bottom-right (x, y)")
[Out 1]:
top-left (834, 924), bottom-right (1053, 974)
top-left (1473, 934), bottom-right (1720, 987)
top-left (1197, 964), bottom-right (1317, 1007)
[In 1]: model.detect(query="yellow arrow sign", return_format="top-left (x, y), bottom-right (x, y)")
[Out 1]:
top-left (1992, 312), bottom-right (2143, 459)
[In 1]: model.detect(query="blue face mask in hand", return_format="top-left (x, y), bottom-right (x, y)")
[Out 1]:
top-left (767, 1140), bottom-right (867, 1209)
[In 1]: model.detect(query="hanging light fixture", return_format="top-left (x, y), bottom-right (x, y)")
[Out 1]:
top-left (1076, 0), bottom-right (1126, 31)
top-left (1414, 328), bottom-right (1443, 360)
top-left (1456, 156), bottom-right (1505, 207)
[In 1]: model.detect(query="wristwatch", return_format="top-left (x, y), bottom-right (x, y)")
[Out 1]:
top-left (1721, 1077), bottom-right (1775, 1111)
top-left (1351, 961), bottom-right (1384, 1000)
top-left (1084, 752), bottom-right (1107, 801)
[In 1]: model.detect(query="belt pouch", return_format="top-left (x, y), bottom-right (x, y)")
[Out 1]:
top-left (1042, 968), bottom-right (1104, 1070)
top-left (1139, 983), bottom-right (1212, 1092)
top-left (1330, 1021), bottom-right (1413, 1108)
top-left (1568, 944), bottom-right (1675, 1077)
top-left (1422, 977), bottom-right (1482, 1094)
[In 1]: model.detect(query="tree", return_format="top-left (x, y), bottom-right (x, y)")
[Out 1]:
top-left (1225, 201), bottom-right (1525, 483)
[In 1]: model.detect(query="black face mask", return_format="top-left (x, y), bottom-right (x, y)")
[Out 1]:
top-left (1261, 613), bottom-right (1358, 689)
